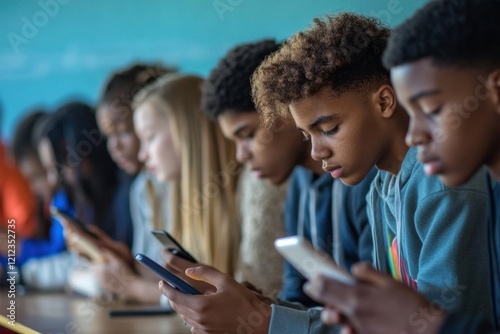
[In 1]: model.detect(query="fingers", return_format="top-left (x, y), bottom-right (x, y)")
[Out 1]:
top-left (163, 250), bottom-right (197, 272)
top-left (351, 262), bottom-right (391, 287)
top-left (303, 274), bottom-right (356, 315)
top-left (321, 307), bottom-right (342, 325)
top-left (159, 280), bottom-right (200, 310)
top-left (184, 266), bottom-right (227, 289)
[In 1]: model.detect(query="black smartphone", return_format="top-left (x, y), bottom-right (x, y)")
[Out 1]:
top-left (108, 307), bottom-right (174, 317)
top-left (151, 229), bottom-right (197, 263)
top-left (50, 206), bottom-right (98, 239)
top-left (135, 253), bottom-right (201, 295)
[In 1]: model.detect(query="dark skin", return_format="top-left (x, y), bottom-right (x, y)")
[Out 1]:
top-left (160, 86), bottom-right (409, 333)
top-left (304, 60), bottom-right (500, 334)
top-left (159, 110), bottom-right (321, 334)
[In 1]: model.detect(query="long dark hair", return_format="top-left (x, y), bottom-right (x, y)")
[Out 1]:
top-left (38, 101), bottom-right (119, 230)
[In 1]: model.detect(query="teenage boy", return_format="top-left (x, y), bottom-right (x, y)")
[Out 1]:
top-left (254, 11), bottom-right (492, 331)
top-left (200, 39), bottom-right (374, 305)
top-left (304, 1), bottom-right (500, 333)
top-left (159, 38), bottom-right (374, 333)
top-left (159, 14), bottom-right (494, 333)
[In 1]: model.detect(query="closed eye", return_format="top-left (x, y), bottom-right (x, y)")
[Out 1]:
top-left (323, 126), bottom-right (339, 136)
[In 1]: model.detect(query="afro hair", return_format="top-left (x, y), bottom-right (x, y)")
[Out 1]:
top-left (202, 39), bottom-right (281, 120)
top-left (252, 13), bottom-right (391, 127)
top-left (383, 0), bottom-right (500, 70)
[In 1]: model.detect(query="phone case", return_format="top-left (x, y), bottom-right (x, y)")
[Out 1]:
top-left (135, 253), bottom-right (201, 295)
top-left (274, 236), bottom-right (355, 285)
top-left (151, 230), bottom-right (197, 263)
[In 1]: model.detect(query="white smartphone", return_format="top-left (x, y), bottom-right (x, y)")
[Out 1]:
top-left (274, 236), bottom-right (355, 285)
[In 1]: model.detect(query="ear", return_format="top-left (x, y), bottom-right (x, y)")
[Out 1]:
top-left (487, 69), bottom-right (500, 114)
top-left (372, 84), bottom-right (397, 119)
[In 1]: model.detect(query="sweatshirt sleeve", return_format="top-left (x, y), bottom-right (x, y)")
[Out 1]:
top-left (412, 171), bottom-right (494, 321)
top-left (279, 170), bottom-right (317, 306)
top-left (269, 304), bottom-right (340, 334)
top-left (341, 168), bottom-right (376, 269)
top-left (16, 218), bottom-right (66, 266)
top-left (438, 313), bottom-right (495, 334)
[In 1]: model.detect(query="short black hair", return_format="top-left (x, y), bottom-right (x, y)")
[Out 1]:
top-left (202, 39), bottom-right (281, 120)
top-left (383, 0), bottom-right (500, 69)
top-left (99, 63), bottom-right (175, 108)
top-left (11, 110), bottom-right (47, 163)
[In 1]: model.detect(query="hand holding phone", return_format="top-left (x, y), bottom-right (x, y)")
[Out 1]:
top-left (135, 253), bottom-right (201, 295)
top-left (274, 236), bottom-right (355, 285)
top-left (51, 207), bottom-right (104, 263)
top-left (151, 229), bottom-right (197, 263)
top-left (50, 206), bottom-right (98, 239)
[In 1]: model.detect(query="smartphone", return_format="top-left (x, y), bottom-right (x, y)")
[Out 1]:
top-left (151, 229), bottom-right (197, 263)
top-left (274, 236), bottom-right (355, 285)
top-left (50, 206), bottom-right (98, 239)
top-left (135, 253), bottom-right (201, 295)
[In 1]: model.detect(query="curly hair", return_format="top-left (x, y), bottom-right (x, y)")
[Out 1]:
top-left (383, 0), bottom-right (500, 70)
top-left (252, 13), bottom-right (391, 127)
top-left (202, 39), bottom-right (281, 120)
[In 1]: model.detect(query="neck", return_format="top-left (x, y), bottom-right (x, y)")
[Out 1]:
top-left (486, 131), bottom-right (500, 181)
top-left (301, 155), bottom-right (324, 175)
top-left (376, 110), bottom-right (410, 175)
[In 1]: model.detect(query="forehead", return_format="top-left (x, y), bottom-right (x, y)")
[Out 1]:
top-left (391, 58), bottom-right (480, 98)
top-left (289, 87), bottom-right (366, 128)
top-left (97, 104), bottom-right (133, 130)
top-left (217, 111), bottom-right (259, 134)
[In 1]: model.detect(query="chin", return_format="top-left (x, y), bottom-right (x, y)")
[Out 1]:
top-left (439, 170), bottom-right (476, 188)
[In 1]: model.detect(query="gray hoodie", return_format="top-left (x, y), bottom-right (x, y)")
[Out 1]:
top-left (368, 147), bottom-right (494, 324)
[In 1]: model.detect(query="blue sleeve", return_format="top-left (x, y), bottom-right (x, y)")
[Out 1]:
top-left (111, 173), bottom-right (135, 248)
top-left (14, 218), bottom-right (65, 266)
top-left (10, 191), bottom-right (71, 267)
top-left (341, 168), bottom-right (376, 269)
top-left (279, 170), bottom-right (320, 307)
top-left (438, 313), bottom-right (495, 334)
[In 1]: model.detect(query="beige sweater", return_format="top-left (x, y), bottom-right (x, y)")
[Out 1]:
top-left (236, 166), bottom-right (288, 298)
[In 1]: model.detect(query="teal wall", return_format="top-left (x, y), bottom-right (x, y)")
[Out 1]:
top-left (0, 0), bottom-right (426, 138)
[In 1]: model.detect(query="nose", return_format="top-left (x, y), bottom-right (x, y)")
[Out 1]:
top-left (405, 113), bottom-right (432, 147)
top-left (310, 136), bottom-right (331, 162)
top-left (236, 141), bottom-right (251, 164)
top-left (107, 135), bottom-right (120, 155)
top-left (137, 143), bottom-right (147, 163)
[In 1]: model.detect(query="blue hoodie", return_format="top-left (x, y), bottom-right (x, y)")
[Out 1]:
top-left (368, 146), bottom-right (494, 323)
top-left (279, 166), bottom-right (375, 306)
top-left (0, 190), bottom-right (70, 269)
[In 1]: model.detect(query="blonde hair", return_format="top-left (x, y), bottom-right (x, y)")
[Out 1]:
top-left (134, 74), bottom-right (241, 275)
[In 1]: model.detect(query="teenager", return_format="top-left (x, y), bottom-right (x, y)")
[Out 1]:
top-left (303, 1), bottom-right (500, 333)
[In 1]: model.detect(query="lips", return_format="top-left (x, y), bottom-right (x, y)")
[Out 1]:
top-left (418, 151), bottom-right (442, 176)
top-left (323, 164), bottom-right (343, 179)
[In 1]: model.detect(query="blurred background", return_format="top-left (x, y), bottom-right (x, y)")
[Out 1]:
top-left (0, 0), bottom-right (425, 139)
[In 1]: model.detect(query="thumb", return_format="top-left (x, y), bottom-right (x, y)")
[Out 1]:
top-left (351, 262), bottom-right (390, 286)
top-left (185, 266), bottom-right (228, 290)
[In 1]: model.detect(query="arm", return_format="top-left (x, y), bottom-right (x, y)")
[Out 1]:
top-left (414, 187), bottom-right (493, 317)
top-left (304, 263), bottom-right (447, 334)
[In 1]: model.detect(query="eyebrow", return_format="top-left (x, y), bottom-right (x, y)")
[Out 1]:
top-left (297, 115), bottom-right (340, 132)
top-left (409, 90), bottom-right (441, 104)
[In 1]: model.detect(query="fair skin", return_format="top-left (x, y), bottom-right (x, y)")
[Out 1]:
top-left (134, 100), bottom-right (180, 182)
top-left (96, 103), bottom-right (142, 175)
top-left (160, 85), bottom-right (409, 333)
top-left (158, 109), bottom-right (323, 333)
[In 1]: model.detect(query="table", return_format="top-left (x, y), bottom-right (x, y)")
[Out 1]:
top-left (0, 291), bottom-right (191, 333)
